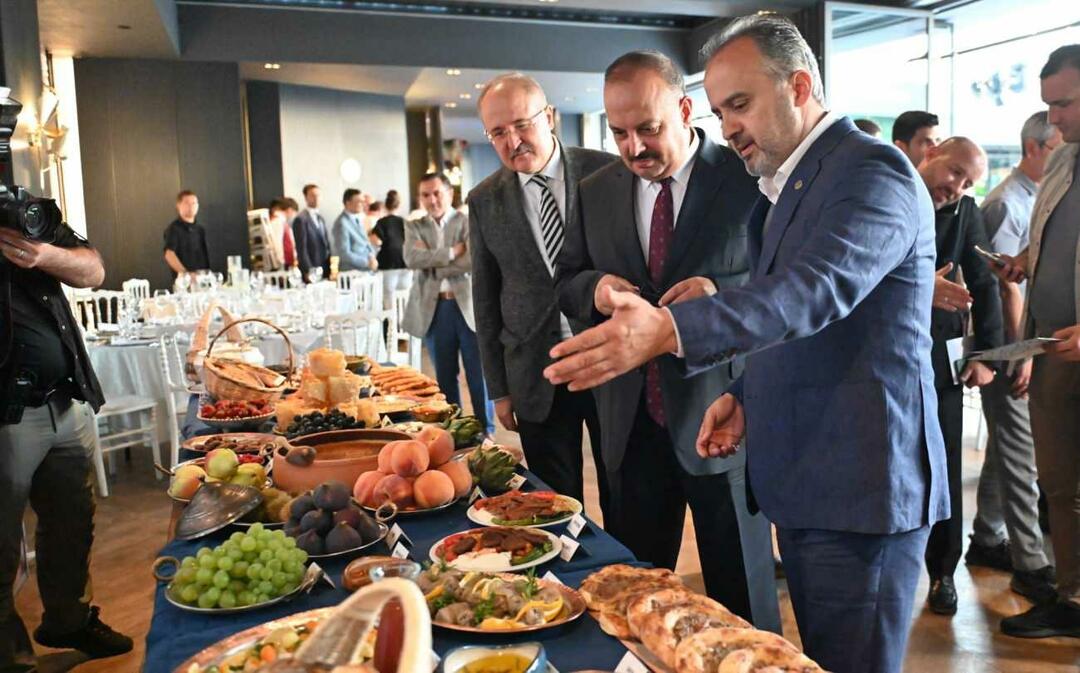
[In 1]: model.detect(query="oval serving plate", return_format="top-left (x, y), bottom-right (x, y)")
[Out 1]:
top-left (429, 527), bottom-right (562, 573)
top-left (172, 606), bottom-right (332, 672)
top-left (307, 521), bottom-right (389, 560)
top-left (159, 563), bottom-right (322, 615)
top-left (430, 573), bottom-right (587, 635)
top-left (182, 432), bottom-right (286, 454)
top-left (362, 497), bottom-right (460, 519)
top-left (466, 493), bottom-right (583, 529)
top-left (197, 411), bottom-right (277, 432)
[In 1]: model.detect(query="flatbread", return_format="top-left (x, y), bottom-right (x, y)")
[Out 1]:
top-left (626, 588), bottom-right (699, 639)
top-left (674, 628), bottom-right (804, 673)
top-left (639, 604), bottom-right (752, 669)
top-left (579, 565), bottom-right (681, 613)
top-left (716, 644), bottom-right (823, 673)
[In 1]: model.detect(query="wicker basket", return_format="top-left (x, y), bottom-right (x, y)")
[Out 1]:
top-left (202, 318), bottom-right (295, 403)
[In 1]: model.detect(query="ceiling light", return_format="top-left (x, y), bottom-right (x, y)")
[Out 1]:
top-left (459, 93), bottom-right (472, 100)
top-left (446, 68), bottom-right (462, 76)
top-left (538, 0), bottom-right (559, 3)
top-left (445, 102), bottom-right (458, 108)
top-left (474, 83), bottom-right (485, 90)
top-left (564, 96), bottom-right (574, 102)
top-left (264, 63), bottom-right (281, 70)
top-left (585, 87), bottom-right (598, 93)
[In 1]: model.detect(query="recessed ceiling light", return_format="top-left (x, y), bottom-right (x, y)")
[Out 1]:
top-left (474, 83), bottom-right (485, 90)
top-left (564, 96), bottom-right (574, 102)
top-left (585, 87), bottom-right (598, 93)
top-left (459, 93), bottom-right (472, 99)
top-left (264, 63), bottom-right (281, 70)
top-left (117, 24), bottom-right (132, 30)
top-left (538, 0), bottom-right (559, 3)
top-left (446, 68), bottom-right (462, 76)
top-left (445, 102), bottom-right (458, 108)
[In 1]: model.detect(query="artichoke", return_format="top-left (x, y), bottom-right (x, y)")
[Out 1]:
top-left (467, 445), bottom-right (518, 494)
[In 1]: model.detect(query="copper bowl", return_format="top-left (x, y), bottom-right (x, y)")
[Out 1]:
top-left (271, 428), bottom-right (412, 495)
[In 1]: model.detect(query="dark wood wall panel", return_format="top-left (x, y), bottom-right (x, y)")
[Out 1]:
top-left (75, 58), bottom-right (248, 291)
top-left (246, 81), bottom-right (284, 210)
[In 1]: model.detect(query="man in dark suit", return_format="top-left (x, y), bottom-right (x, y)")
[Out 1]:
top-left (468, 73), bottom-right (616, 512)
top-left (915, 137), bottom-right (1003, 615)
top-left (292, 183), bottom-right (330, 280)
top-left (554, 51), bottom-right (780, 632)
top-left (545, 16), bottom-right (948, 673)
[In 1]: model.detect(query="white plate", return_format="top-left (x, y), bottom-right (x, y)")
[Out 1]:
top-left (429, 528), bottom-right (561, 573)
top-left (466, 494), bottom-right (582, 529)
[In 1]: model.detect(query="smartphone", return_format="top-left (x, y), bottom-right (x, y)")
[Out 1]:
top-left (974, 245), bottom-right (1005, 266)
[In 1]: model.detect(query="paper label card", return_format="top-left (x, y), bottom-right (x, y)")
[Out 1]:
top-left (468, 486), bottom-right (485, 505)
top-left (615, 651), bottom-right (650, 673)
top-left (558, 535), bottom-right (581, 562)
top-left (567, 513), bottom-right (588, 538)
top-left (508, 474), bottom-right (527, 490)
top-left (542, 571), bottom-right (564, 585)
top-left (391, 542), bottom-right (411, 559)
top-left (387, 523), bottom-right (411, 549)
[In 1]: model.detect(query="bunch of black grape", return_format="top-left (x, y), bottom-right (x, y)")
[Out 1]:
top-left (167, 524), bottom-right (308, 610)
top-left (285, 410), bottom-right (366, 439)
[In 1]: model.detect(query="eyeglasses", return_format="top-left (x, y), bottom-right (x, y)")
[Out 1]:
top-left (484, 106), bottom-right (549, 143)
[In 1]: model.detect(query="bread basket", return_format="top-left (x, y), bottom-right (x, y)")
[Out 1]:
top-left (202, 318), bottom-right (294, 403)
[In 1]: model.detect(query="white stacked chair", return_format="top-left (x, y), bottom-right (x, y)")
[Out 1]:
top-left (157, 334), bottom-right (190, 470)
top-left (389, 288), bottom-right (420, 369)
top-left (325, 311), bottom-right (385, 360)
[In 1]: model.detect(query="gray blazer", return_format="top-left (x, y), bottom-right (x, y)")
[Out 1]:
top-left (556, 131), bottom-right (756, 476)
top-left (401, 210), bottom-right (473, 338)
top-left (468, 146), bottom-right (616, 422)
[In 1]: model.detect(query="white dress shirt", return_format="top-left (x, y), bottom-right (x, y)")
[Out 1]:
top-left (634, 130), bottom-right (700, 257)
top-left (434, 210), bottom-right (456, 293)
top-left (758, 110), bottom-right (840, 205)
top-left (518, 142), bottom-right (573, 339)
top-left (307, 207), bottom-right (325, 233)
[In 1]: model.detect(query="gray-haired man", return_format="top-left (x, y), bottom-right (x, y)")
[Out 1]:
top-left (967, 111), bottom-right (1061, 606)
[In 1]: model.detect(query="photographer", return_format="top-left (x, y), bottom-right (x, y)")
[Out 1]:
top-left (0, 161), bottom-right (131, 671)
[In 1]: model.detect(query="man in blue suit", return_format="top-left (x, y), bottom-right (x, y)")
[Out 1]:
top-left (544, 15), bottom-right (947, 673)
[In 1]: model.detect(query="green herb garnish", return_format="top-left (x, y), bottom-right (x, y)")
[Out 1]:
top-left (471, 595), bottom-right (496, 625)
top-left (428, 592), bottom-right (456, 613)
top-left (521, 568), bottom-right (540, 600)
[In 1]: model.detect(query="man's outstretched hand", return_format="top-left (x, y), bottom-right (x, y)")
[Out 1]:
top-left (543, 286), bottom-right (677, 391)
top-left (696, 393), bottom-right (745, 458)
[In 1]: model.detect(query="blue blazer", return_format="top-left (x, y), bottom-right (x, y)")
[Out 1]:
top-left (668, 117), bottom-right (949, 534)
top-left (331, 211), bottom-right (376, 271)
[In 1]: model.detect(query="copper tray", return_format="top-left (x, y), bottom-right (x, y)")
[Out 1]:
top-left (430, 573), bottom-right (587, 634)
top-left (172, 606), bottom-right (332, 672)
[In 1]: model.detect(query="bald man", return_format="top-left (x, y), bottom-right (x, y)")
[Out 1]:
top-left (916, 137), bottom-right (1004, 615)
top-left (467, 73), bottom-right (617, 512)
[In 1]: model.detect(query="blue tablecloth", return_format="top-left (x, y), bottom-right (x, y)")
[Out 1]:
top-left (144, 398), bottom-right (637, 673)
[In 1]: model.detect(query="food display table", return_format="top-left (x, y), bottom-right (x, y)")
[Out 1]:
top-left (143, 401), bottom-right (639, 673)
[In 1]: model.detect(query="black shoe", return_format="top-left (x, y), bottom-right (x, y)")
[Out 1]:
top-left (965, 539), bottom-right (1013, 572)
top-left (928, 576), bottom-right (958, 615)
top-left (1011, 566), bottom-right (1058, 605)
top-left (33, 606), bottom-right (132, 659)
top-left (1001, 599), bottom-right (1080, 638)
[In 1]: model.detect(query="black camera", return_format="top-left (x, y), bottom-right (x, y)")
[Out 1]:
top-left (0, 88), bottom-right (63, 244)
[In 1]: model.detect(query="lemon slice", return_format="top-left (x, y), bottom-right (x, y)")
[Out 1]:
top-left (479, 616), bottom-right (518, 630)
top-left (424, 585), bottom-right (444, 602)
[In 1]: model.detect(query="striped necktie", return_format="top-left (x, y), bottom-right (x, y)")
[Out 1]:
top-left (529, 174), bottom-right (563, 271)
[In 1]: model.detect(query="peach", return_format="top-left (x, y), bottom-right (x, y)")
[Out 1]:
top-left (373, 474), bottom-right (414, 508)
top-left (377, 441), bottom-right (400, 473)
top-left (416, 426), bottom-right (454, 467)
top-left (353, 470), bottom-right (386, 508)
top-left (390, 440), bottom-right (430, 478)
top-left (414, 470), bottom-right (455, 509)
top-left (437, 459), bottom-right (473, 499)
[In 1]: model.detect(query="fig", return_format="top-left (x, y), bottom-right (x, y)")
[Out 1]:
top-left (416, 426), bottom-right (454, 466)
top-left (437, 460), bottom-right (473, 499)
top-left (333, 505), bottom-right (364, 530)
top-left (353, 470), bottom-right (385, 508)
top-left (312, 481), bottom-right (351, 511)
top-left (325, 522), bottom-right (364, 554)
top-left (285, 445), bottom-right (317, 466)
top-left (295, 529), bottom-right (325, 556)
top-left (355, 510), bottom-right (383, 543)
top-left (284, 522), bottom-right (302, 539)
top-left (288, 493), bottom-right (316, 520)
top-left (414, 470), bottom-right (455, 509)
top-left (300, 508), bottom-right (333, 535)
top-left (373, 474), bottom-right (414, 508)
top-left (390, 440), bottom-right (430, 478)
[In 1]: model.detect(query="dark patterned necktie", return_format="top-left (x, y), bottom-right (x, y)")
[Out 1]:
top-left (528, 174), bottom-right (564, 271)
top-left (646, 178), bottom-right (674, 427)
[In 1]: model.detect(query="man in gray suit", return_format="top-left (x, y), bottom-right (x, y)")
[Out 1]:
top-left (468, 73), bottom-right (616, 514)
top-left (402, 173), bottom-right (495, 435)
top-left (555, 51), bottom-right (780, 631)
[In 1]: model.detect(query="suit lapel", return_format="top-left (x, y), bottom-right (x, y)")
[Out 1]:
top-left (496, 169), bottom-right (551, 278)
top-left (747, 197), bottom-right (770, 279)
top-left (663, 131), bottom-right (725, 286)
top-left (613, 167), bottom-right (651, 288)
top-left (757, 117), bottom-right (854, 275)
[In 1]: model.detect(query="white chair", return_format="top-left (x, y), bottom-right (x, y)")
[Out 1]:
top-left (337, 270), bottom-right (365, 292)
top-left (264, 270), bottom-right (292, 290)
top-left (157, 334), bottom-right (189, 470)
top-left (69, 288), bottom-right (99, 334)
top-left (354, 273), bottom-right (384, 313)
top-left (90, 392), bottom-right (160, 498)
top-left (389, 288), bottom-right (421, 369)
top-left (90, 289), bottom-right (128, 326)
top-left (325, 310), bottom-right (386, 359)
top-left (122, 278), bottom-right (150, 303)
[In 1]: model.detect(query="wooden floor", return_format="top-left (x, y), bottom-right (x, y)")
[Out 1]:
top-left (14, 390), bottom-right (1080, 672)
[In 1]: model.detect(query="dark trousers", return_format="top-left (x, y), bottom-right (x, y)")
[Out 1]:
top-left (0, 398), bottom-right (96, 667)
top-left (423, 298), bottom-right (495, 435)
top-left (516, 384), bottom-right (610, 522)
top-left (925, 385), bottom-right (963, 579)
top-left (778, 525), bottom-right (930, 673)
top-left (605, 398), bottom-right (781, 633)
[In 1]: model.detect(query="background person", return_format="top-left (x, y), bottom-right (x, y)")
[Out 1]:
top-left (162, 190), bottom-right (209, 280)
top-left (331, 188), bottom-right (378, 272)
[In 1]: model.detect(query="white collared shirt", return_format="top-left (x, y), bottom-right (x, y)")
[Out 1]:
top-left (634, 129), bottom-right (700, 257)
top-left (758, 110), bottom-right (840, 205)
top-left (434, 209), bottom-right (456, 293)
top-left (518, 142), bottom-right (573, 339)
top-left (307, 206), bottom-right (324, 232)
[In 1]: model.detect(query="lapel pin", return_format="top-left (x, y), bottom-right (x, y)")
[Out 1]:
top-left (794, 179), bottom-right (804, 190)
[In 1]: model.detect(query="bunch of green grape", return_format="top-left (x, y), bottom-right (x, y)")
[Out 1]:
top-left (168, 523), bottom-right (309, 610)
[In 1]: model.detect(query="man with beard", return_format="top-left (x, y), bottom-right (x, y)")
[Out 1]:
top-left (914, 137), bottom-right (1003, 615)
top-left (468, 73), bottom-right (616, 512)
top-left (555, 51), bottom-right (781, 632)
top-left (544, 15), bottom-right (945, 673)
